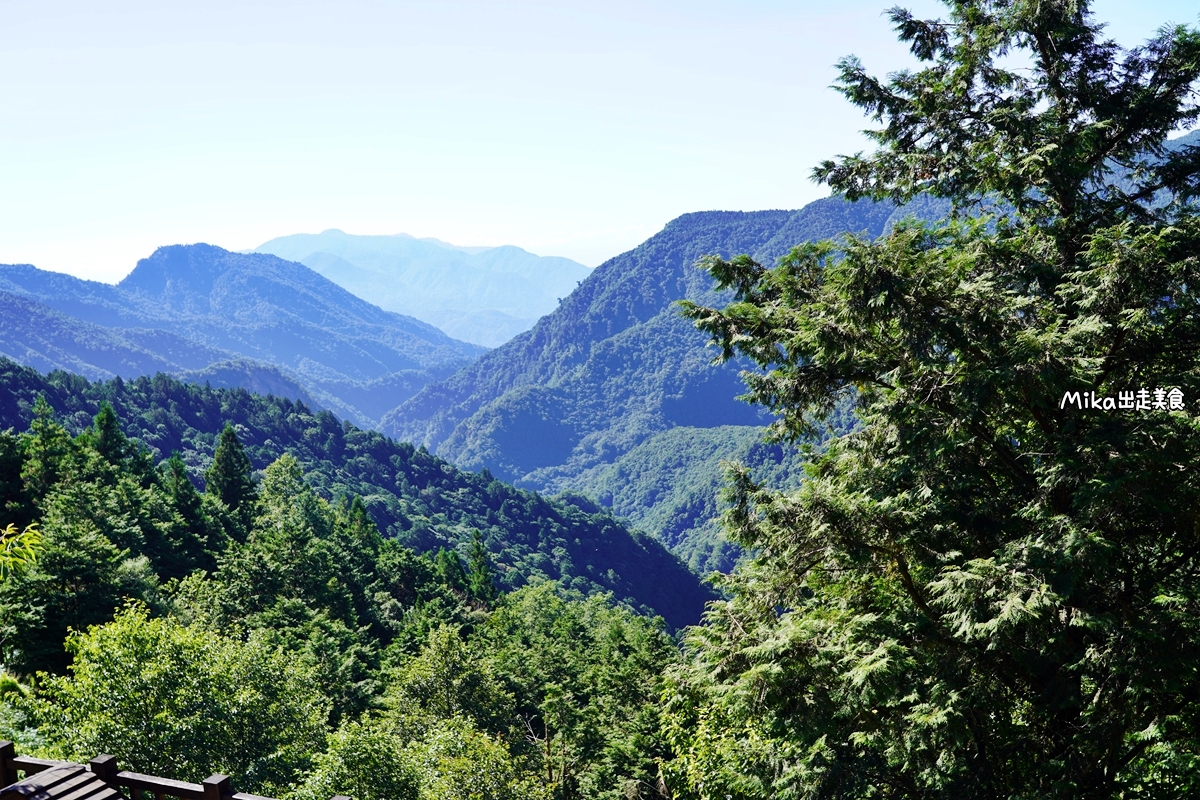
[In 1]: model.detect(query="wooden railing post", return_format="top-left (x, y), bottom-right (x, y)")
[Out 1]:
top-left (88, 754), bottom-right (118, 787)
top-left (203, 774), bottom-right (231, 800)
top-left (0, 741), bottom-right (14, 787)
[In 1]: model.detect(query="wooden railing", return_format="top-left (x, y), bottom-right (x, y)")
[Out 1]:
top-left (0, 742), bottom-right (349, 800)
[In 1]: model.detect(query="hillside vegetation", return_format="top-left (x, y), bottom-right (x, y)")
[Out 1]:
top-left (662, 2), bottom-right (1200, 795)
top-left (383, 197), bottom-right (940, 567)
top-left (3, 2), bottom-right (1199, 798)
top-left (0, 392), bottom-right (683, 800)
top-left (0, 358), bottom-right (711, 630)
top-left (558, 425), bottom-right (832, 573)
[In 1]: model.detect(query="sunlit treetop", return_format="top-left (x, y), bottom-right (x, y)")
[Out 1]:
top-left (815, 0), bottom-right (1200, 240)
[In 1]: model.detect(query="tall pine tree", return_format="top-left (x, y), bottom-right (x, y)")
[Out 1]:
top-left (163, 453), bottom-right (220, 573)
top-left (19, 397), bottom-right (72, 507)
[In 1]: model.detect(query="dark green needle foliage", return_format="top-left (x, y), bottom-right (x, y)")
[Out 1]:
top-left (82, 402), bottom-right (130, 466)
top-left (0, 402), bottom-right (214, 673)
top-left (433, 547), bottom-right (469, 598)
top-left (467, 529), bottom-right (498, 607)
top-left (205, 424), bottom-right (257, 510)
top-left (671, 2), bottom-right (1200, 798)
top-left (19, 398), bottom-right (72, 509)
top-left (204, 423), bottom-right (258, 540)
top-left (478, 583), bottom-right (680, 800)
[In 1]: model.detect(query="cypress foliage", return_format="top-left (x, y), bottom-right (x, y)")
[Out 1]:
top-left (670, 1), bottom-right (1200, 797)
top-left (433, 547), bottom-right (468, 597)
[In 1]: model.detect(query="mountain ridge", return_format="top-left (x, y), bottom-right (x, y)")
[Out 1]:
top-left (0, 244), bottom-right (485, 427)
top-left (0, 197), bottom-right (944, 574)
top-left (381, 200), bottom-right (899, 462)
top-left (380, 197), bottom-right (936, 568)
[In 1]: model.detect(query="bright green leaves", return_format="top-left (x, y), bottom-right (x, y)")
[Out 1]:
top-left (31, 605), bottom-right (329, 795)
top-left (479, 583), bottom-right (678, 800)
top-left (385, 624), bottom-right (515, 735)
top-left (292, 719), bottom-right (421, 800)
top-left (0, 523), bottom-right (40, 579)
top-left (293, 715), bottom-right (545, 800)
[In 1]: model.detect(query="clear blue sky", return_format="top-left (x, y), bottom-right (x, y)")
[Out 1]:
top-left (2, 0), bottom-right (1197, 281)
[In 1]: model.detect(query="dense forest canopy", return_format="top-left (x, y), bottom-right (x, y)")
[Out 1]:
top-left (379, 199), bottom-right (927, 574)
top-left (0, 393), bottom-right (680, 800)
top-left (0, 358), bottom-right (712, 630)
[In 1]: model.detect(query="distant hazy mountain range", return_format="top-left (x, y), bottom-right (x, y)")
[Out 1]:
top-left (0, 244), bottom-right (484, 426)
top-left (253, 230), bottom-right (592, 347)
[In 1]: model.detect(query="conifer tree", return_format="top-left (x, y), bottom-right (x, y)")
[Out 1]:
top-left (672, 2), bottom-right (1200, 797)
top-left (88, 402), bottom-right (128, 465)
top-left (19, 397), bottom-right (72, 505)
top-left (204, 424), bottom-right (257, 512)
top-left (161, 453), bottom-right (220, 571)
top-left (467, 529), bottom-right (497, 606)
top-left (434, 547), bottom-right (468, 596)
top-left (340, 495), bottom-right (377, 542)
top-left (204, 424), bottom-right (257, 541)
top-left (164, 454), bottom-right (203, 524)
top-left (0, 432), bottom-right (29, 527)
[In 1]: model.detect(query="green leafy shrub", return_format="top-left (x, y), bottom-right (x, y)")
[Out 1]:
top-left (31, 605), bottom-right (330, 795)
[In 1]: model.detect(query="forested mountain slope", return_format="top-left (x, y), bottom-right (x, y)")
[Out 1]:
top-left (254, 230), bottom-right (591, 347)
top-left (382, 196), bottom-right (924, 569)
top-left (0, 357), bottom-right (711, 629)
top-left (0, 291), bottom-right (231, 379)
top-left (0, 245), bottom-right (484, 427)
top-left (0, 374), bottom-right (686, 800)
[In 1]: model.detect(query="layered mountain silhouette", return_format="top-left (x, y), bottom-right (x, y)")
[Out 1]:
top-left (0, 244), bottom-right (484, 426)
top-left (383, 196), bottom-right (945, 570)
top-left (0, 196), bottom-right (952, 574)
top-left (254, 230), bottom-right (591, 347)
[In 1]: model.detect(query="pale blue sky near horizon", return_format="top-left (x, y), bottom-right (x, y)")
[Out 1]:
top-left (2, 0), bottom-right (1198, 282)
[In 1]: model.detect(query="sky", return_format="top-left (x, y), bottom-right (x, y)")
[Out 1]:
top-left (2, 0), bottom-right (1198, 282)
